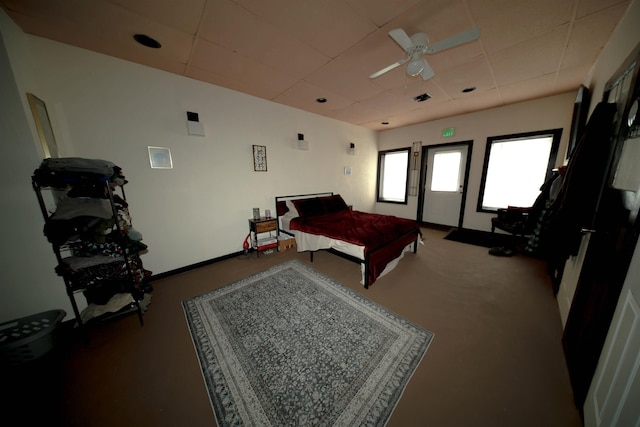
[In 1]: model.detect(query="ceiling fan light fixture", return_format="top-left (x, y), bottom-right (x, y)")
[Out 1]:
top-left (406, 58), bottom-right (425, 76)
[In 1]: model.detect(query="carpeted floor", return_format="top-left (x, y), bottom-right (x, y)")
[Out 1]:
top-left (444, 228), bottom-right (523, 249)
top-left (1, 227), bottom-right (582, 427)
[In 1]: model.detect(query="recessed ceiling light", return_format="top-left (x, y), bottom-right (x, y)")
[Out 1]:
top-left (134, 34), bottom-right (161, 49)
top-left (381, 121), bottom-right (390, 125)
top-left (315, 97), bottom-right (327, 103)
top-left (461, 86), bottom-right (476, 93)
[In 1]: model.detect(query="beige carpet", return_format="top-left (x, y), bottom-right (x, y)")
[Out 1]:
top-left (3, 227), bottom-right (582, 426)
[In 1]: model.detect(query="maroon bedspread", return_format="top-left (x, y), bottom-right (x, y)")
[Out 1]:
top-left (290, 210), bottom-right (420, 286)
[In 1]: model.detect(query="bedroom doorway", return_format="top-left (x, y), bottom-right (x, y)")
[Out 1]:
top-left (419, 141), bottom-right (472, 227)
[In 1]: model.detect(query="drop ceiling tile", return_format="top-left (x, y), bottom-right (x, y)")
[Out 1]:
top-left (306, 38), bottom-right (388, 101)
top-left (379, 97), bottom-right (455, 127)
top-left (235, 0), bottom-right (377, 59)
top-left (108, 0), bottom-right (205, 34)
top-left (425, 40), bottom-right (484, 73)
top-left (229, 0), bottom-right (293, 16)
top-left (355, 90), bottom-right (428, 118)
top-left (555, 65), bottom-right (592, 92)
top-left (197, 0), bottom-right (253, 45)
top-left (467, 0), bottom-right (574, 53)
top-left (499, 73), bottom-right (557, 104)
top-left (390, 100), bottom-right (464, 126)
top-left (369, 67), bottom-right (416, 91)
top-left (5, 0), bottom-right (194, 65)
top-left (187, 65), bottom-right (288, 101)
top-left (272, 81), bottom-right (354, 114)
top-left (198, 1), bottom-right (330, 79)
top-left (576, 0), bottom-right (629, 18)
top-left (189, 39), bottom-right (299, 99)
top-left (385, 0), bottom-right (476, 43)
top-left (562, 3), bottom-right (630, 70)
top-left (452, 87), bottom-right (503, 112)
top-left (346, 0), bottom-right (422, 27)
top-left (358, 120), bottom-right (392, 131)
top-left (490, 26), bottom-right (568, 86)
top-left (334, 90), bottom-right (449, 127)
top-left (433, 55), bottom-right (495, 97)
top-left (386, 79), bottom-right (450, 102)
top-left (331, 101), bottom-right (386, 126)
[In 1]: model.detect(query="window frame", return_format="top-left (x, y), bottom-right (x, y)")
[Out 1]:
top-left (376, 147), bottom-right (411, 204)
top-left (477, 129), bottom-right (562, 213)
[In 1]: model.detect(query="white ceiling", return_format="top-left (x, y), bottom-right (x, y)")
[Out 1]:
top-left (1, 0), bottom-right (631, 130)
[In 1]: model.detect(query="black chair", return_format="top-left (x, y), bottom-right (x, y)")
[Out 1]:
top-left (491, 206), bottom-right (535, 237)
top-left (489, 169), bottom-right (564, 256)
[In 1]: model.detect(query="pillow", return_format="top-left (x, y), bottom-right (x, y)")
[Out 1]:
top-left (276, 200), bottom-right (289, 216)
top-left (292, 197), bottom-right (325, 218)
top-left (285, 200), bottom-right (299, 218)
top-left (319, 194), bottom-right (348, 214)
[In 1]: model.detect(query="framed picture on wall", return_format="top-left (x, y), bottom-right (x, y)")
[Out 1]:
top-left (252, 145), bottom-right (267, 171)
top-left (148, 146), bottom-right (173, 169)
top-left (567, 85), bottom-right (591, 159)
top-left (27, 93), bottom-right (59, 158)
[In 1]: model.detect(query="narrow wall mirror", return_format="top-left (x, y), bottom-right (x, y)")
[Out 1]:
top-left (27, 93), bottom-right (58, 158)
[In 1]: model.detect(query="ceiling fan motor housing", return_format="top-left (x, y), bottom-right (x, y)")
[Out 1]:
top-left (409, 33), bottom-right (429, 53)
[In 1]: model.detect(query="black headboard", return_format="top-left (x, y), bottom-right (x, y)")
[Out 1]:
top-left (274, 192), bottom-right (333, 236)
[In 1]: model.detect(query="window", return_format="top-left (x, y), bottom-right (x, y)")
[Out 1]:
top-left (478, 129), bottom-right (561, 212)
top-left (431, 150), bottom-right (462, 192)
top-left (377, 148), bottom-right (410, 204)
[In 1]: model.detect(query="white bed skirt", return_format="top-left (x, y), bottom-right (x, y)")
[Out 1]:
top-left (292, 230), bottom-right (413, 285)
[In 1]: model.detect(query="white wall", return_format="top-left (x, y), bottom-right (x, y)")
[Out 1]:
top-left (26, 36), bottom-right (379, 273)
top-left (0, 9), bottom-right (377, 322)
top-left (0, 13), bottom-right (67, 322)
top-left (376, 93), bottom-right (576, 230)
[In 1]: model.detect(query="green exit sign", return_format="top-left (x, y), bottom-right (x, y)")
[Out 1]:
top-left (442, 127), bottom-right (455, 137)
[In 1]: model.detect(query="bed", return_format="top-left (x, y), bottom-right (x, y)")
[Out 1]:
top-left (275, 192), bottom-right (421, 288)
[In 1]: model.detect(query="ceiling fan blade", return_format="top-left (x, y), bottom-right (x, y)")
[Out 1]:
top-left (388, 28), bottom-right (413, 51)
top-left (421, 60), bottom-right (435, 81)
top-left (369, 57), bottom-right (409, 79)
top-left (426, 27), bottom-right (480, 54)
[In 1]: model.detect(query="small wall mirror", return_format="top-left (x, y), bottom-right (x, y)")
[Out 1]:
top-left (27, 93), bottom-right (58, 158)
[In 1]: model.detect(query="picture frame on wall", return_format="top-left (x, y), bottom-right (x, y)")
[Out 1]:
top-left (567, 85), bottom-right (591, 159)
top-left (252, 145), bottom-right (267, 171)
top-left (27, 93), bottom-right (59, 158)
top-left (148, 146), bottom-right (173, 169)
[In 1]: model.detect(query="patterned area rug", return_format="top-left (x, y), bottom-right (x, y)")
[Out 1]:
top-left (183, 260), bottom-right (434, 426)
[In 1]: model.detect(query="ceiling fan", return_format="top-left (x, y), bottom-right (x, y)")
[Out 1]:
top-left (369, 27), bottom-right (481, 81)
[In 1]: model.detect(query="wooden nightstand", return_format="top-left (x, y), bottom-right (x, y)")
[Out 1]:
top-left (248, 217), bottom-right (277, 257)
